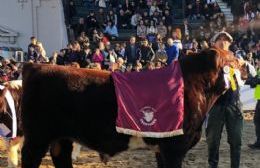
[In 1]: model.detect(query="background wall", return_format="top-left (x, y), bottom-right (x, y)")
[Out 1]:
top-left (0, 0), bottom-right (68, 56)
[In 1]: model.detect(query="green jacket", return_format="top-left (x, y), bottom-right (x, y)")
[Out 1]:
top-left (254, 69), bottom-right (260, 100)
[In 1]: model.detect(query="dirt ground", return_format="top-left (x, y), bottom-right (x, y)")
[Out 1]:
top-left (0, 112), bottom-right (259, 168)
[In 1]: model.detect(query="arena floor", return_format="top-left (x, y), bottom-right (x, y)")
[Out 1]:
top-left (0, 114), bottom-right (259, 168)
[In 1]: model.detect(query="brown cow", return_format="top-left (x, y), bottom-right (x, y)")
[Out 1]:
top-left (20, 49), bottom-right (248, 168)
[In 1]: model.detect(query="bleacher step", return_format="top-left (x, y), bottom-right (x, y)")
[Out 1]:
top-left (216, 0), bottom-right (234, 23)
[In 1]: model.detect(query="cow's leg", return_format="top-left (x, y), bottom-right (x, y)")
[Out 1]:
top-left (155, 152), bottom-right (164, 168)
top-left (7, 137), bottom-right (23, 168)
top-left (160, 153), bottom-right (184, 168)
top-left (50, 139), bottom-right (73, 168)
top-left (21, 138), bottom-right (49, 168)
top-left (159, 146), bottom-right (184, 168)
top-left (72, 143), bottom-right (81, 161)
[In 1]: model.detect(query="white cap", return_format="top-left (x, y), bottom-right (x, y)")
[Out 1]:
top-left (211, 31), bottom-right (233, 43)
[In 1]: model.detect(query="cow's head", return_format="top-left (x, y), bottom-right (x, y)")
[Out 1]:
top-left (215, 48), bottom-right (250, 81)
top-left (180, 49), bottom-right (231, 96)
top-left (179, 49), bottom-right (247, 133)
top-left (0, 81), bottom-right (22, 115)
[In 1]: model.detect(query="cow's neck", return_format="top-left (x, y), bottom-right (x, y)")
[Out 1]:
top-left (183, 84), bottom-right (220, 135)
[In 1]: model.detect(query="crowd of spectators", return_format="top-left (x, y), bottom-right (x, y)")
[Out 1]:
top-left (0, 0), bottom-right (259, 83)
top-left (0, 58), bottom-right (20, 83)
top-left (21, 35), bottom-right (174, 73)
top-left (183, 0), bottom-right (259, 62)
top-left (71, 0), bottom-right (173, 41)
top-left (185, 0), bottom-right (221, 21)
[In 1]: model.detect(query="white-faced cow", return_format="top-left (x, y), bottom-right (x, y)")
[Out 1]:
top-left (0, 80), bottom-right (81, 168)
top-left (0, 80), bottom-right (23, 167)
top-left (20, 49), bottom-right (248, 168)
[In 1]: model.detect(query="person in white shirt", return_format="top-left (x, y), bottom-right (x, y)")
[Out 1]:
top-left (131, 12), bottom-right (141, 29)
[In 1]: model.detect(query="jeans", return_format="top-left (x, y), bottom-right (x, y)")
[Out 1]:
top-left (206, 104), bottom-right (243, 168)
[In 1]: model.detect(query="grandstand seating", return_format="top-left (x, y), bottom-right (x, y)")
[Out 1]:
top-left (67, 0), bottom-right (204, 41)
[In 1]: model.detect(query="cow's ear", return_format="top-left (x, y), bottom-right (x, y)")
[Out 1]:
top-left (210, 49), bottom-right (222, 70)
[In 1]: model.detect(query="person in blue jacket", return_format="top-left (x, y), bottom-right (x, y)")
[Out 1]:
top-left (166, 38), bottom-right (179, 65)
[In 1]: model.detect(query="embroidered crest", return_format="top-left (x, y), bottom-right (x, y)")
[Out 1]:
top-left (140, 106), bottom-right (157, 126)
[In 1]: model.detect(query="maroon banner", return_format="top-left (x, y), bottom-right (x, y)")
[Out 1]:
top-left (112, 61), bottom-right (184, 138)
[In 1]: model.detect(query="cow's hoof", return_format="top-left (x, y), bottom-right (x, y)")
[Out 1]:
top-left (7, 164), bottom-right (18, 168)
top-left (99, 153), bottom-right (110, 164)
top-left (72, 143), bottom-right (81, 161)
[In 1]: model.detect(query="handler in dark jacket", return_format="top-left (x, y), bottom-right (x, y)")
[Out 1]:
top-left (206, 31), bottom-right (256, 168)
top-left (138, 39), bottom-right (155, 66)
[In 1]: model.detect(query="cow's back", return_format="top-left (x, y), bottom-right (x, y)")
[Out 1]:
top-left (22, 63), bottom-right (119, 143)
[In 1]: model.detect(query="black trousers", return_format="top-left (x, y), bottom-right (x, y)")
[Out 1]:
top-left (206, 104), bottom-right (243, 168)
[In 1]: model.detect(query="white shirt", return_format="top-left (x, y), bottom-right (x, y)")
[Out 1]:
top-left (207, 0), bottom-right (216, 4)
top-left (98, 0), bottom-right (106, 8)
top-left (131, 14), bottom-right (138, 26)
